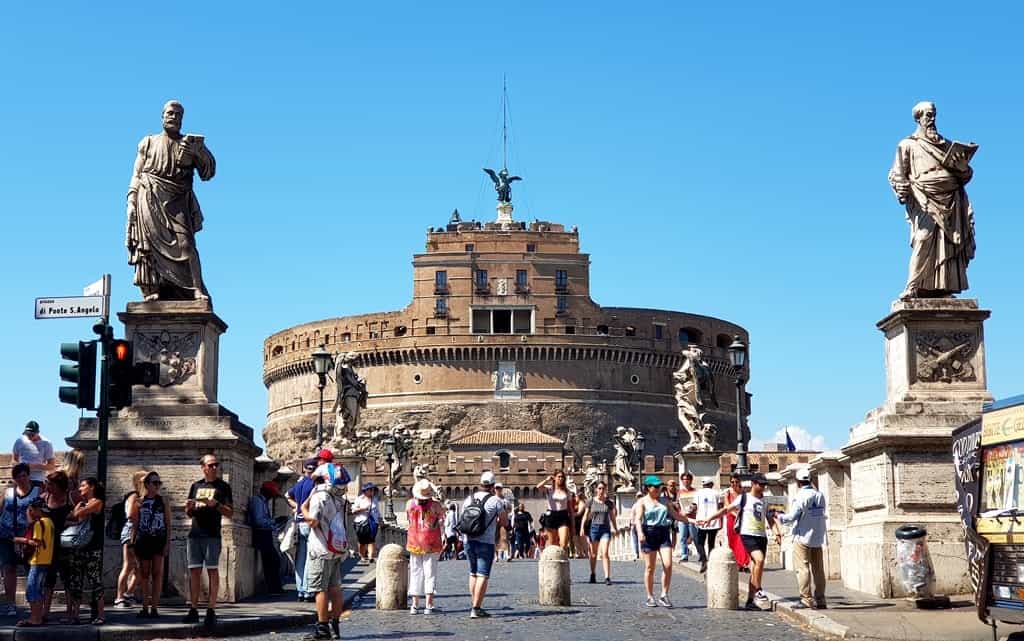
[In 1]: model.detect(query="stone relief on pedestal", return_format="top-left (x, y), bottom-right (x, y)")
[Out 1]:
top-left (133, 329), bottom-right (198, 386)
top-left (914, 330), bottom-right (978, 383)
top-left (127, 100), bottom-right (215, 303)
top-left (673, 346), bottom-right (719, 452)
top-left (888, 101), bottom-right (978, 300)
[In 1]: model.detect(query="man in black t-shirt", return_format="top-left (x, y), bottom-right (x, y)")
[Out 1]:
top-left (182, 454), bottom-right (233, 629)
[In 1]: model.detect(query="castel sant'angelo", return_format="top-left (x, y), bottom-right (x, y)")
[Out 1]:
top-left (261, 171), bottom-right (751, 488)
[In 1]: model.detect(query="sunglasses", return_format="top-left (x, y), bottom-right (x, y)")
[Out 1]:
top-left (205, 462), bottom-right (220, 468)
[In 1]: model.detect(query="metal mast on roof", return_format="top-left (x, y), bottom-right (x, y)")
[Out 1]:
top-left (502, 75), bottom-right (508, 170)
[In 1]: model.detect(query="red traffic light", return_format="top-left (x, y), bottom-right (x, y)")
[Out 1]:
top-left (113, 341), bottom-right (130, 361)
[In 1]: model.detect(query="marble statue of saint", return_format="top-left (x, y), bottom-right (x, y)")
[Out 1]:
top-left (888, 101), bottom-right (978, 299)
top-left (387, 424), bottom-right (414, 491)
top-left (483, 167), bottom-right (522, 203)
top-left (612, 426), bottom-right (638, 490)
top-left (127, 100), bottom-right (215, 302)
top-left (582, 464), bottom-right (603, 500)
top-left (332, 351), bottom-right (367, 440)
top-left (674, 346), bottom-right (718, 452)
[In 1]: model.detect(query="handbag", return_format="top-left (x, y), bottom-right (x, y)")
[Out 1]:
top-left (539, 511), bottom-right (551, 529)
top-left (61, 517), bottom-right (93, 549)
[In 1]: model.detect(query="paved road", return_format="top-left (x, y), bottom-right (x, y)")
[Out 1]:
top-left (271, 559), bottom-right (818, 641)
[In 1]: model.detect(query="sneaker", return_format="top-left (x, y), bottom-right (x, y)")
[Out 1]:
top-left (814, 601), bottom-right (827, 610)
top-left (604, 577), bottom-right (612, 585)
top-left (181, 608), bottom-right (200, 624)
top-left (645, 596), bottom-right (657, 607)
top-left (423, 606), bottom-right (435, 615)
top-left (409, 606), bottom-right (419, 615)
top-left (203, 608), bottom-right (217, 630)
top-left (329, 618), bottom-right (341, 640)
top-left (658, 595), bottom-right (673, 608)
top-left (470, 607), bottom-right (490, 618)
top-left (754, 590), bottom-right (769, 603)
top-left (799, 597), bottom-right (815, 609)
top-left (470, 608), bottom-right (479, 619)
top-left (306, 623), bottom-right (332, 640)
top-left (699, 562), bottom-right (707, 574)
top-left (589, 573), bottom-right (596, 584)
top-left (114, 599), bottom-right (133, 610)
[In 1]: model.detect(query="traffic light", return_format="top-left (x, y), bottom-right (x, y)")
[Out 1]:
top-left (59, 341), bottom-right (97, 409)
top-left (108, 339), bottom-right (161, 410)
top-left (108, 339), bottom-right (134, 409)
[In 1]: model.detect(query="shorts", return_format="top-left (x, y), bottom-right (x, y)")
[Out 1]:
top-left (135, 533), bottom-right (167, 561)
top-left (640, 525), bottom-right (672, 553)
top-left (45, 549), bottom-right (69, 589)
top-left (355, 519), bottom-right (377, 545)
top-left (544, 509), bottom-right (571, 530)
top-left (588, 524), bottom-right (611, 542)
top-left (307, 556), bottom-right (344, 592)
top-left (465, 540), bottom-right (495, 577)
top-left (0, 539), bottom-right (27, 568)
top-left (26, 565), bottom-right (48, 603)
top-left (187, 535), bottom-right (222, 569)
top-left (741, 535), bottom-right (768, 555)
top-left (120, 522), bottom-right (135, 546)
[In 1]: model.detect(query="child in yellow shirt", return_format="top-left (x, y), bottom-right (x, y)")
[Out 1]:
top-left (14, 498), bottom-right (52, 626)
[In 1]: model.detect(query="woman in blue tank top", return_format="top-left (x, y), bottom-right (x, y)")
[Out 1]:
top-left (633, 475), bottom-right (690, 608)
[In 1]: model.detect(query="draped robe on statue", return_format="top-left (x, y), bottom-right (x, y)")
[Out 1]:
top-left (888, 134), bottom-right (975, 297)
top-left (127, 133), bottom-right (215, 299)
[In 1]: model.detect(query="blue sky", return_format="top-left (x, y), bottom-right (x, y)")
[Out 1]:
top-left (3, 3), bottom-right (1022, 454)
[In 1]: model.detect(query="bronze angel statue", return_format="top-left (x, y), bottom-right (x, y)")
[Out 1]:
top-left (483, 167), bottom-right (521, 203)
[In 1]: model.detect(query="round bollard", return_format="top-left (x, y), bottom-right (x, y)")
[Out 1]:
top-left (375, 543), bottom-right (409, 610)
top-left (706, 545), bottom-right (738, 609)
top-left (538, 545), bottom-right (571, 606)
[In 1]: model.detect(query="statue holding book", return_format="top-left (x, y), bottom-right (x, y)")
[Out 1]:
top-left (127, 100), bottom-right (215, 302)
top-left (888, 101), bottom-right (978, 299)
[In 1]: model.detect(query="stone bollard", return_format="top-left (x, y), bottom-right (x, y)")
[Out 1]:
top-left (375, 543), bottom-right (409, 610)
top-left (706, 545), bottom-right (738, 609)
top-left (538, 545), bottom-right (571, 606)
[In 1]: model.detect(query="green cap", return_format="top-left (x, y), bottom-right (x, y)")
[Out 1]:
top-left (643, 475), bottom-right (663, 487)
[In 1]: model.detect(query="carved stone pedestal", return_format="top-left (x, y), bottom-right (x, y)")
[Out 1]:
top-left (840, 298), bottom-right (991, 597)
top-left (677, 451), bottom-right (721, 483)
top-left (67, 300), bottom-right (261, 602)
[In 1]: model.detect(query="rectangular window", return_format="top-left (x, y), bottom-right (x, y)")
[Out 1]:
top-left (564, 325), bottom-right (576, 335)
top-left (341, 332), bottom-right (351, 342)
top-left (434, 270), bottom-right (448, 293)
top-left (475, 269), bottom-right (488, 290)
top-left (654, 324), bottom-right (664, 340)
top-left (435, 298), bottom-right (447, 316)
top-left (555, 270), bottom-right (568, 291)
top-left (516, 269), bottom-right (528, 288)
top-left (492, 309), bottom-right (512, 334)
top-left (425, 326), bottom-right (436, 335)
top-left (526, 243), bottom-right (536, 252)
top-left (556, 296), bottom-right (568, 313)
top-left (465, 243), bottom-right (475, 252)
top-left (513, 309), bottom-right (532, 334)
top-left (472, 309), bottom-right (491, 333)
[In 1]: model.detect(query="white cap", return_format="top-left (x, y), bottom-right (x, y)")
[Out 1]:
top-left (480, 471), bottom-right (496, 486)
top-left (796, 468), bottom-right (811, 482)
top-left (701, 477), bottom-right (715, 487)
top-left (412, 479), bottom-right (433, 500)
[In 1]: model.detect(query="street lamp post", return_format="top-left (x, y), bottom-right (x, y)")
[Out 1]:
top-left (383, 436), bottom-right (397, 523)
top-left (311, 345), bottom-right (334, 449)
top-left (635, 433), bottom-right (647, 480)
top-left (728, 336), bottom-right (749, 476)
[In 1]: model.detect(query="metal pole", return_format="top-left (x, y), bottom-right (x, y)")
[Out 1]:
top-left (735, 375), bottom-right (748, 476)
top-left (385, 454), bottom-right (396, 523)
top-left (316, 378), bottom-right (325, 449)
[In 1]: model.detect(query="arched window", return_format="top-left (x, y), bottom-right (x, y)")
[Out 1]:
top-left (497, 451), bottom-right (511, 470)
top-left (679, 327), bottom-right (703, 345)
top-left (716, 333), bottom-right (732, 348)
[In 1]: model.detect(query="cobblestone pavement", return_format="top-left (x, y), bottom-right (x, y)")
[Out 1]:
top-left (271, 559), bottom-right (819, 641)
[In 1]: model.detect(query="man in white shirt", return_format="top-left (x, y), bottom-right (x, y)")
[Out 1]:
top-left (692, 477), bottom-right (722, 573)
top-left (777, 468), bottom-right (828, 609)
top-left (12, 422), bottom-right (55, 486)
top-left (305, 464), bottom-right (349, 640)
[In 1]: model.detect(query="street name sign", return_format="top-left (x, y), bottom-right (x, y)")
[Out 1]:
top-left (35, 296), bottom-right (105, 319)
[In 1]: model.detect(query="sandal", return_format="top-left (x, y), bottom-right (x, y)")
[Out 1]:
top-left (90, 617), bottom-right (106, 626)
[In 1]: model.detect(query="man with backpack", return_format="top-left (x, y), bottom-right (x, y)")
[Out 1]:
top-left (458, 471), bottom-right (507, 619)
top-left (305, 463), bottom-right (350, 640)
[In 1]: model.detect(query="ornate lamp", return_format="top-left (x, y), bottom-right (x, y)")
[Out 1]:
top-left (311, 345), bottom-right (333, 449)
top-left (635, 433), bottom-right (647, 477)
top-left (383, 436), bottom-right (397, 522)
top-left (727, 336), bottom-right (749, 476)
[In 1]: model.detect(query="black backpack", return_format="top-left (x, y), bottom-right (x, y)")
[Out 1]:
top-left (105, 492), bottom-right (132, 540)
top-left (456, 493), bottom-right (496, 537)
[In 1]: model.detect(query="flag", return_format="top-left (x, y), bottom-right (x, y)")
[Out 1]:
top-left (83, 278), bottom-right (105, 297)
top-left (785, 429), bottom-right (797, 452)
